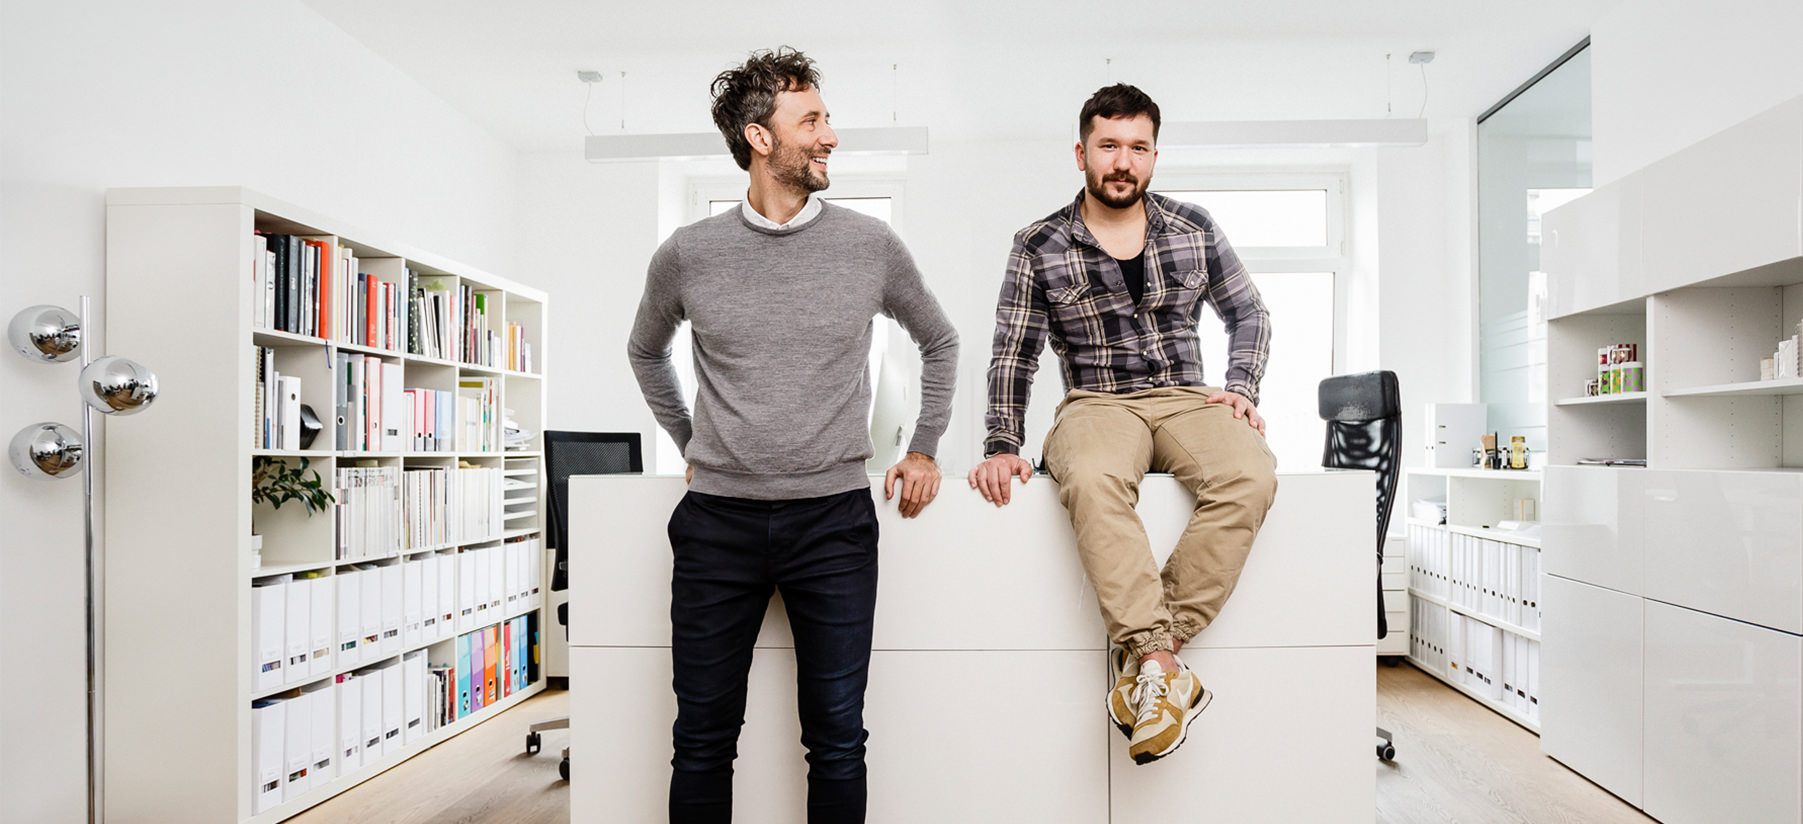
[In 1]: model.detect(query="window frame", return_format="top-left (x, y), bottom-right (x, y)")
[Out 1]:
top-left (1151, 170), bottom-right (1351, 375)
top-left (687, 175), bottom-right (908, 237)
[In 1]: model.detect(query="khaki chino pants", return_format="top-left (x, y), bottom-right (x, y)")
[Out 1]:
top-left (1043, 386), bottom-right (1279, 661)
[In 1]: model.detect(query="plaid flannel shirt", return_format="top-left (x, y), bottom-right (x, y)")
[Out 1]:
top-left (983, 190), bottom-right (1272, 457)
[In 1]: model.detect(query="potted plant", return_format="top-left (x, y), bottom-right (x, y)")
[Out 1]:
top-left (251, 456), bottom-right (335, 567)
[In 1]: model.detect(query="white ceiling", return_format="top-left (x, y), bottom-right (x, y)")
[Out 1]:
top-left (301, 0), bottom-right (1618, 152)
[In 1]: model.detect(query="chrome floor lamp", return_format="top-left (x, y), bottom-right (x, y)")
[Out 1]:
top-left (9, 300), bottom-right (160, 824)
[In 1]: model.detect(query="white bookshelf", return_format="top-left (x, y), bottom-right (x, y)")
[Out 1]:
top-left (1537, 95), bottom-right (1803, 819)
top-left (1402, 467), bottom-right (1542, 732)
top-left (103, 187), bottom-right (550, 823)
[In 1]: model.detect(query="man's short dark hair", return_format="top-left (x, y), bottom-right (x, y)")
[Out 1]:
top-left (710, 47), bottom-right (822, 171)
top-left (1079, 83), bottom-right (1162, 144)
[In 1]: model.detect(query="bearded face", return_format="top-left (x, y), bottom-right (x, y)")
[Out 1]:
top-left (1085, 164), bottom-right (1146, 209)
top-left (770, 129), bottom-right (831, 193)
top-left (1077, 113), bottom-right (1158, 210)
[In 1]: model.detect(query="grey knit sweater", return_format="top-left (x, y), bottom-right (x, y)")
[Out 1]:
top-left (627, 203), bottom-right (959, 500)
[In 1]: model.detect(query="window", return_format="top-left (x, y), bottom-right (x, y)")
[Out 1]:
top-left (654, 181), bottom-right (905, 475)
top-left (1154, 177), bottom-right (1346, 471)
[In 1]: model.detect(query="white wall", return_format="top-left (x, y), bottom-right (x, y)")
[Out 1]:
top-left (512, 154), bottom-right (661, 446)
top-left (1591, 0), bottom-right (1803, 184)
top-left (0, 2), bottom-right (518, 820)
top-left (515, 130), bottom-right (1472, 477)
top-left (1378, 122), bottom-right (1479, 468)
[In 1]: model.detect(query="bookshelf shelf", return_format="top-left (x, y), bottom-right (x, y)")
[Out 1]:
top-left (253, 328), bottom-right (329, 348)
top-left (1411, 589), bottom-right (1542, 642)
top-left (1445, 524), bottom-right (1540, 549)
top-left (1553, 391), bottom-right (1647, 406)
top-left (1406, 467), bottom-right (1541, 481)
top-left (246, 605), bottom-right (537, 703)
top-left (104, 186), bottom-right (551, 823)
top-left (1662, 377), bottom-right (1803, 398)
top-left (335, 341), bottom-right (405, 358)
top-left (251, 560), bottom-right (334, 579)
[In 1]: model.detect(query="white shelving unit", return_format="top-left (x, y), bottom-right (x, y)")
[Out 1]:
top-left (1538, 95), bottom-right (1803, 821)
top-left (1402, 467), bottom-right (1543, 731)
top-left (103, 187), bottom-right (550, 823)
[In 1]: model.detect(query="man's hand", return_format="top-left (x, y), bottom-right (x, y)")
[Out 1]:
top-left (685, 465), bottom-right (694, 485)
top-left (967, 452), bottom-right (1034, 506)
top-left (884, 451), bottom-right (942, 519)
top-left (1206, 389), bottom-right (1266, 436)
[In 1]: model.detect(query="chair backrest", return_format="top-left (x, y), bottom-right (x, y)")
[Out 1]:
top-left (544, 432), bottom-right (643, 594)
top-left (1317, 370), bottom-right (1401, 638)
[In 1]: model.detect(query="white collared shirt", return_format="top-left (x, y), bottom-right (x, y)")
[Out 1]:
top-left (741, 194), bottom-right (822, 231)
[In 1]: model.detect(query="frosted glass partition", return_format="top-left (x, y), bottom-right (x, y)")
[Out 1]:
top-left (1477, 43), bottom-right (1592, 454)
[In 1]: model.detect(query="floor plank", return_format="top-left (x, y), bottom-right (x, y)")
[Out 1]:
top-left (293, 664), bottom-right (1655, 823)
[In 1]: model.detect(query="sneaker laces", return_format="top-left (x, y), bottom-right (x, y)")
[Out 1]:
top-left (1130, 666), bottom-right (1169, 720)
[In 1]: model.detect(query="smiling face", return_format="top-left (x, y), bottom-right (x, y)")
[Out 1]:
top-left (1076, 113), bottom-right (1158, 210)
top-left (754, 84), bottom-right (838, 194)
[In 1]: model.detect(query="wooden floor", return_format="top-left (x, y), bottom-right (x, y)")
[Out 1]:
top-left (1376, 661), bottom-right (1651, 824)
top-left (291, 665), bottom-right (1652, 823)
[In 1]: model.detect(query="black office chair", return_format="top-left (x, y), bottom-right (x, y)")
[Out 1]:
top-left (525, 431), bottom-right (643, 780)
top-left (1318, 370), bottom-right (1401, 762)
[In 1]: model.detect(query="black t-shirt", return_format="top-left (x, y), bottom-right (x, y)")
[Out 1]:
top-left (1115, 254), bottom-right (1146, 306)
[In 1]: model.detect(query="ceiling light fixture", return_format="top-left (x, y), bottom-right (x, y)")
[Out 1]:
top-left (585, 127), bottom-right (928, 162)
top-left (1157, 118), bottom-right (1427, 149)
top-left (582, 63), bottom-right (928, 162)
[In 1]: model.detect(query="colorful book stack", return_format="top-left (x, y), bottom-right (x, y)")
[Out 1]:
top-left (411, 277), bottom-right (459, 361)
top-left (344, 270), bottom-right (406, 352)
top-left (253, 232), bottom-right (335, 338)
top-left (463, 289), bottom-right (501, 367)
top-left (453, 613), bottom-right (538, 721)
top-left (505, 321), bottom-right (534, 373)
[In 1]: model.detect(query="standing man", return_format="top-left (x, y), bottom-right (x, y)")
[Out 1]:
top-left (968, 84), bottom-right (1277, 765)
top-left (628, 47), bottom-right (958, 823)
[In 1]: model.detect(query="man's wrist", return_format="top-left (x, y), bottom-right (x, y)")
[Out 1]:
top-left (983, 440), bottom-right (1021, 458)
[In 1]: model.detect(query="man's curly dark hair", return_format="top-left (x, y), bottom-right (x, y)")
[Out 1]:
top-left (710, 47), bottom-right (822, 171)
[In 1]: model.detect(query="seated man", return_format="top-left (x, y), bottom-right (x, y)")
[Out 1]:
top-left (968, 84), bottom-right (1278, 765)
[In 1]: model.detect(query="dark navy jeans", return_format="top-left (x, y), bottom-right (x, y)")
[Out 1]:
top-left (666, 488), bottom-right (878, 824)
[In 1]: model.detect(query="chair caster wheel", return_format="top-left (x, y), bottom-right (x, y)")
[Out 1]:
top-left (526, 731), bottom-right (541, 754)
top-left (559, 756), bottom-right (570, 781)
top-left (1378, 743), bottom-right (1396, 761)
